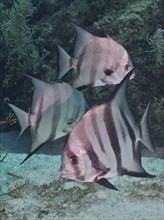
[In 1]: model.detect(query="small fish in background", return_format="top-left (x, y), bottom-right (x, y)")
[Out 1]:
top-left (8, 76), bottom-right (87, 163)
top-left (57, 23), bottom-right (134, 88)
top-left (60, 69), bottom-right (155, 190)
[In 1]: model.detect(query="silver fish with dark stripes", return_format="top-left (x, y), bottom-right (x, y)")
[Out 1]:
top-left (8, 76), bottom-right (87, 163)
top-left (57, 23), bottom-right (134, 88)
top-left (60, 70), bottom-right (155, 190)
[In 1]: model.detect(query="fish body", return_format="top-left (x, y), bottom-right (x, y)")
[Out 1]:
top-left (60, 70), bottom-right (155, 190)
top-left (8, 76), bottom-right (87, 163)
top-left (57, 24), bottom-right (134, 88)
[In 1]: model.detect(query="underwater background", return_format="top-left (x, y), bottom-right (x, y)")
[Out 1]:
top-left (0, 0), bottom-right (164, 219)
top-left (0, 0), bottom-right (164, 138)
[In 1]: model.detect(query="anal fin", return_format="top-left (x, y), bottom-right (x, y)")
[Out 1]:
top-left (124, 170), bottom-right (155, 178)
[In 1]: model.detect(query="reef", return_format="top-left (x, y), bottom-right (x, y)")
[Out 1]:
top-left (0, 0), bottom-right (163, 138)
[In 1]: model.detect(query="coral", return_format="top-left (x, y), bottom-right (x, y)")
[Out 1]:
top-left (0, 113), bottom-right (16, 126)
top-left (147, 27), bottom-right (164, 67)
top-left (0, 0), bottom-right (41, 82)
top-left (0, 178), bottom-right (30, 198)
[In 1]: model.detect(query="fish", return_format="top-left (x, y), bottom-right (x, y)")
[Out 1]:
top-left (57, 23), bottom-right (134, 88)
top-left (60, 69), bottom-right (155, 190)
top-left (8, 76), bottom-right (87, 163)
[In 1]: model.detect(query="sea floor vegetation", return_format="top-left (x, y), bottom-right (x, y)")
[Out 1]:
top-left (0, 153), bottom-right (163, 219)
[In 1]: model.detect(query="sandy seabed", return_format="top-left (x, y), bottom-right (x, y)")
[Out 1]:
top-left (0, 153), bottom-right (164, 220)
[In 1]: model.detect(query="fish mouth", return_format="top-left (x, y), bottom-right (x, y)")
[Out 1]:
top-left (101, 78), bottom-right (114, 85)
top-left (114, 72), bottom-right (123, 81)
top-left (130, 71), bottom-right (135, 79)
top-left (61, 169), bottom-right (71, 176)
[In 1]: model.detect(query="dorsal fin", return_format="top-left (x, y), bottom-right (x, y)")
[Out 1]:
top-left (110, 69), bottom-right (134, 105)
top-left (71, 23), bottom-right (94, 57)
top-left (24, 75), bottom-right (66, 115)
top-left (24, 74), bottom-right (50, 114)
top-left (139, 101), bottom-right (156, 153)
top-left (95, 69), bottom-right (134, 108)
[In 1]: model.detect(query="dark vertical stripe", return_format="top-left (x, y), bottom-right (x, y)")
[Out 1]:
top-left (120, 110), bottom-right (146, 175)
top-left (91, 110), bottom-right (106, 153)
top-left (85, 143), bottom-right (106, 170)
top-left (104, 103), bottom-right (122, 171)
top-left (119, 110), bottom-right (143, 173)
top-left (90, 40), bottom-right (100, 84)
top-left (77, 47), bottom-right (87, 77)
top-left (28, 108), bottom-right (31, 125)
top-left (80, 115), bottom-right (107, 171)
top-left (120, 124), bottom-right (126, 142)
top-left (120, 110), bottom-right (136, 153)
top-left (49, 100), bottom-right (61, 141)
top-left (35, 96), bottom-right (44, 133)
top-left (66, 116), bottom-right (106, 181)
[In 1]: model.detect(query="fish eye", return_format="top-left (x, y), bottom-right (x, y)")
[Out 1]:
top-left (124, 64), bottom-right (130, 71)
top-left (104, 69), bottom-right (113, 76)
top-left (69, 155), bottom-right (78, 165)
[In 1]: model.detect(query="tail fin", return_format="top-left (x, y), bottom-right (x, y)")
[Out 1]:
top-left (8, 103), bottom-right (29, 136)
top-left (57, 44), bottom-right (73, 79)
top-left (139, 102), bottom-right (156, 153)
